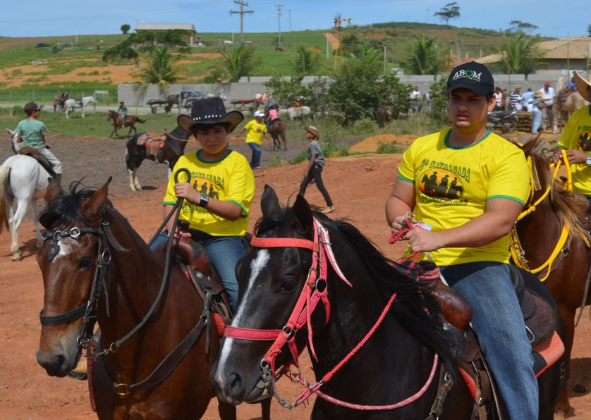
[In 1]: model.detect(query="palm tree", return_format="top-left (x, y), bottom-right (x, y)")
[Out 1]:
top-left (292, 46), bottom-right (320, 75)
top-left (349, 45), bottom-right (383, 67)
top-left (495, 33), bottom-right (547, 77)
top-left (220, 44), bottom-right (257, 82)
top-left (402, 35), bottom-right (443, 76)
top-left (134, 47), bottom-right (183, 92)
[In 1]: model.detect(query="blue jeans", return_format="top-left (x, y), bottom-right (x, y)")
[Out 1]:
top-left (150, 232), bottom-right (244, 312)
top-left (440, 262), bottom-right (538, 420)
top-left (532, 108), bottom-right (542, 133)
top-left (247, 142), bottom-right (261, 169)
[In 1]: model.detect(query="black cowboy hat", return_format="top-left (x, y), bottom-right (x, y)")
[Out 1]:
top-left (178, 97), bottom-right (243, 134)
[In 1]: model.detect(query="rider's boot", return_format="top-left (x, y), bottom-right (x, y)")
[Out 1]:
top-left (54, 174), bottom-right (62, 185)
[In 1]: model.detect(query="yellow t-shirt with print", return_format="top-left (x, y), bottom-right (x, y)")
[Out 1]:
top-left (557, 105), bottom-right (591, 195)
top-left (244, 119), bottom-right (267, 145)
top-left (164, 150), bottom-right (255, 236)
top-left (398, 128), bottom-right (529, 266)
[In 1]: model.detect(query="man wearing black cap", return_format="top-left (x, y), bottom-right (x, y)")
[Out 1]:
top-left (15, 101), bottom-right (62, 184)
top-left (151, 97), bottom-right (254, 311)
top-left (386, 62), bottom-right (537, 418)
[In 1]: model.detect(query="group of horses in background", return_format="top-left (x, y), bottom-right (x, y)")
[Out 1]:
top-left (53, 92), bottom-right (97, 118)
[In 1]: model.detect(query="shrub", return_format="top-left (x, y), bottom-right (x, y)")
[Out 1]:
top-left (377, 142), bottom-right (401, 154)
top-left (291, 151), bottom-right (308, 164)
top-left (267, 155), bottom-right (284, 167)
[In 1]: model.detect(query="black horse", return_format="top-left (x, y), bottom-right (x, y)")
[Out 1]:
top-left (211, 186), bottom-right (566, 419)
top-left (126, 125), bottom-right (191, 191)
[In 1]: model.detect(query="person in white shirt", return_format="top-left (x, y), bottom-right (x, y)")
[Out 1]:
top-left (540, 81), bottom-right (556, 134)
top-left (521, 88), bottom-right (535, 112)
top-left (410, 86), bottom-right (422, 112)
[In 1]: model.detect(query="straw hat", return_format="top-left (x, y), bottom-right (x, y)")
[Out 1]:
top-left (306, 125), bottom-right (320, 139)
top-left (534, 90), bottom-right (543, 98)
top-left (573, 71), bottom-right (591, 103)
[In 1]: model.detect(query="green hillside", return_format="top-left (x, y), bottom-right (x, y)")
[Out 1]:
top-left (0, 22), bottom-right (546, 104)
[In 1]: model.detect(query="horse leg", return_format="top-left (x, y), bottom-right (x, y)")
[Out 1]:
top-left (555, 305), bottom-right (576, 419)
top-left (281, 130), bottom-right (287, 151)
top-left (217, 400), bottom-right (236, 420)
top-left (31, 201), bottom-right (43, 248)
top-left (260, 398), bottom-right (271, 420)
top-left (9, 199), bottom-right (27, 261)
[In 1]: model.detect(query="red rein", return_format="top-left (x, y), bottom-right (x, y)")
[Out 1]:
top-left (223, 217), bottom-right (438, 410)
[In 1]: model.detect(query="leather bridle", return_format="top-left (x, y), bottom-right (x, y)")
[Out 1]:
top-left (39, 215), bottom-right (130, 350)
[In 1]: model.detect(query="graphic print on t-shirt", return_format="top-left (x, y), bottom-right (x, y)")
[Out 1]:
top-left (419, 168), bottom-right (465, 200)
top-left (578, 131), bottom-right (591, 151)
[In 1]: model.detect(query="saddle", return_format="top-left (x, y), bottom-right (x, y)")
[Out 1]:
top-left (415, 261), bottom-right (564, 418)
top-left (137, 130), bottom-right (167, 160)
top-left (155, 222), bottom-right (233, 329)
top-left (18, 146), bottom-right (56, 178)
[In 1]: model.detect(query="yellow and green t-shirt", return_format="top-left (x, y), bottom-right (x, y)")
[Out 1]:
top-left (164, 149), bottom-right (255, 236)
top-left (557, 105), bottom-right (591, 195)
top-left (244, 119), bottom-right (267, 145)
top-left (398, 128), bottom-right (530, 266)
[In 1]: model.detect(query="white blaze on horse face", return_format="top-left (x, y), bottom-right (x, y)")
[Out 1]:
top-left (216, 249), bottom-right (270, 382)
top-left (54, 238), bottom-right (78, 261)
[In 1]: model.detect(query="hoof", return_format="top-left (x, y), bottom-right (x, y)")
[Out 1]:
top-left (11, 251), bottom-right (22, 261)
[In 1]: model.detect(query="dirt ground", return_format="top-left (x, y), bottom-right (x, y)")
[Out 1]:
top-left (1, 133), bottom-right (591, 419)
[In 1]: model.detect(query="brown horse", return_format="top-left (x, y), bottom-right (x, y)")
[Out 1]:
top-left (35, 180), bottom-right (270, 419)
top-left (555, 88), bottom-right (588, 129)
top-left (516, 138), bottom-right (590, 418)
top-left (268, 119), bottom-right (287, 151)
top-left (107, 110), bottom-right (146, 138)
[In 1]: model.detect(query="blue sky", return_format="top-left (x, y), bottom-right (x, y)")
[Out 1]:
top-left (1, 0), bottom-right (589, 39)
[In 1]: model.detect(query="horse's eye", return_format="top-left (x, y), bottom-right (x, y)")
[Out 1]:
top-left (281, 279), bottom-right (297, 293)
top-left (77, 256), bottom-right (92, 270)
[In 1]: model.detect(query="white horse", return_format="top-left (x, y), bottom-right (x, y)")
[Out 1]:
top-left (0, 155), bottom-right (50, 261)
top-left (64, 95), bottom-right (97, 119)
top-left (285, 106), bottom-right (311, 121)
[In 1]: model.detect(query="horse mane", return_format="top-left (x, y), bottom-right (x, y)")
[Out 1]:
top-left (254, 209), bottom-right (458, 371)
top-left (38, 181), bottom-right (147, 248)
top-left (529, 151), bottom-right (587, 238)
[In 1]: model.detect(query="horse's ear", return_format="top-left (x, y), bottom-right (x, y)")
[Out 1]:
top-left (82, 177), bottom-right (112, 220)
top-left (261, 185), bottom-right (281, 217)
top-left (45, 178), bottom-right (62, 203)
top-left (293, 194), bottom-right (313, 237)
top-left (521, 133), bottom-right (541, 157)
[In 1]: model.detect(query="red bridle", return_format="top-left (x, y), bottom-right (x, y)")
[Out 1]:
top-left (224, 217), bottom-right (439, 410)
top-left (225, 218), bottom-right (352, 370)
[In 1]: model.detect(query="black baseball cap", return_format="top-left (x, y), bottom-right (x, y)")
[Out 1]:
top-left (447, 62), bottom-right (495, 97)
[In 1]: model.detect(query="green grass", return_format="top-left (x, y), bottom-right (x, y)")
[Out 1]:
top-left (377, 142), bottom-right (401, 154)
top-left (0, 81), bottom-right (119, 106)
top-left (0, 107), bottom-right (179, 137)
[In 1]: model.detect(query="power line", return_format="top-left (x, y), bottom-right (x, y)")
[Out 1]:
top-left (229, 0), bottom-right (254, 44)
top-left (275, 4), bottom-right (283, 48)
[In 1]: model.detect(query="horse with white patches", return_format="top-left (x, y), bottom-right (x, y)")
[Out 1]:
top-left (64, 95), bottom-right (97, 119)
top-left (0, 154), bottom-right (52, 260)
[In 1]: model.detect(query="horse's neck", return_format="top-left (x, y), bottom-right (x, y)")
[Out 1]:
top-left (310, 257), bottom-right (434, 393)
top-left (97, 211), bottom-right (165, 338)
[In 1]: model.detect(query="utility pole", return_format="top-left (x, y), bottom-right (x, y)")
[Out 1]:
top-left (275, 4), bottom-right (283, 48)
top-left (230, 0), bottom-right (254, 44)
top-left (383, 46), bottom-right (387, 75)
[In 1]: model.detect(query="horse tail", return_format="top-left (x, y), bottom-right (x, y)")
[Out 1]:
top-left (136, 117), bottom-right (146, 124)
top-left (0, 164), bottom-right (11, 233)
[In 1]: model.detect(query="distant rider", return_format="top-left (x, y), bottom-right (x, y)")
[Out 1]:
top-left (117, 101), bottom-right (129, 126)
top-left (15, 102), bottom-right (62, 184)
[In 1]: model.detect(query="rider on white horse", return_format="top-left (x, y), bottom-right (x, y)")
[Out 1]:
top-left (14, 102), bottom-right (62, 184)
